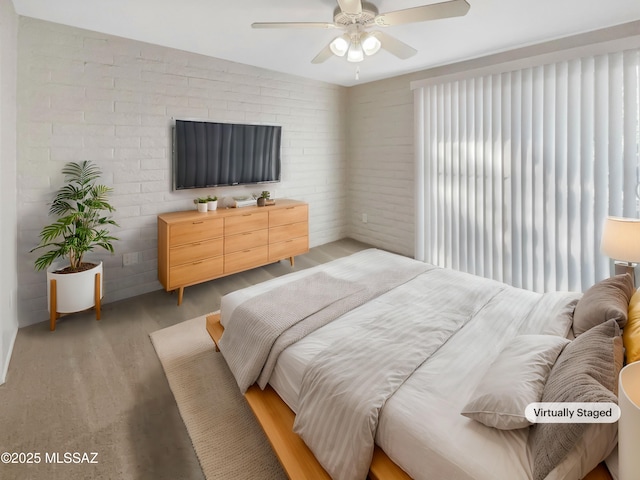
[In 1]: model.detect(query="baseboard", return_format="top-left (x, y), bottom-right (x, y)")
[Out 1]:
top-left (0, 324), bottom-right (17, 385)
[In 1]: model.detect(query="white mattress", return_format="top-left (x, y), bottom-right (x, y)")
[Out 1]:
top-left (220, 249), bottom-right (617, 480)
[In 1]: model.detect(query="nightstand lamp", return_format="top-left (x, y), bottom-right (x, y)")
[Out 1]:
top-left (619, 361), bottom-right (640, 480)
top-left (600, 217), bottom-right (640, 284)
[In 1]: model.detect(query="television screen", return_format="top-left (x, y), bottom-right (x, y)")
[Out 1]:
top-left (173, 119), bottom-right (281, 190)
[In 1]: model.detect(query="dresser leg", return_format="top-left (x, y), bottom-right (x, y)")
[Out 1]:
top-left (289, 256), bottom-right (294, 267)
top-left (177, 287), bottom-right (184, 306)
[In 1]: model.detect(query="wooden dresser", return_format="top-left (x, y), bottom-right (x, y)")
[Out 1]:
top-left (158, 199), bottom-right (308, 305)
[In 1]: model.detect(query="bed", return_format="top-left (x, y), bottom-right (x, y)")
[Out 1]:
top-left (207, 248), bottom-right (635, 480)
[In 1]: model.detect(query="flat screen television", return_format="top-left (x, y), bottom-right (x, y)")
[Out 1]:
top-left (173, 119), bottom-right (282, 190)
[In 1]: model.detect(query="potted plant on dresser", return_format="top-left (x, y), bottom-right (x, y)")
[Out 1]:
top-left (257, 190), bottom-right (271, 207)
top-left (195, 197), bottom-right (208, 212)
top-left (207, 195), bottom-right (218, 211)
top-left (30, 161), bottom-right (119, 331)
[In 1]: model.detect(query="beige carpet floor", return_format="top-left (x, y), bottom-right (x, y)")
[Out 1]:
top-left (150, 315), bottom-right (286, 480)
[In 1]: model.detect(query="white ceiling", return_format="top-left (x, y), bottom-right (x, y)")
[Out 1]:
top-left (11, 0), bottom-right (640, 87)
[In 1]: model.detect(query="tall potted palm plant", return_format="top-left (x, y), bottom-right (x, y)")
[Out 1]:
top-left (31, 161), bottom-right (118, 330)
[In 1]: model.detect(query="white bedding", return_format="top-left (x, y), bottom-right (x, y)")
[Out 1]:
top-left (219, 249), bottom-right (617, 480)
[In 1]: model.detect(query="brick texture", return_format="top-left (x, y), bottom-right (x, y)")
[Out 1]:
top-left (347, 73), bottom-right (422, 258)
top-left (17, 18), bottom-right (348, 327)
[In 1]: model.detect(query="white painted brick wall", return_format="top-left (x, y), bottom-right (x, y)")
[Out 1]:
top-left (346, 74), bottom-right (422, 258)
top-left (17, 18), bottom-right (348, 328)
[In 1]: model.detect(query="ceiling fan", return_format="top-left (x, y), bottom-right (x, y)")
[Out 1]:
top-left (252, 0), bottom-right (470, 64)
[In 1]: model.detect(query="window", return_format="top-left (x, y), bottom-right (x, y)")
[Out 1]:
top-left (414, 48), bottom-right (640, 292)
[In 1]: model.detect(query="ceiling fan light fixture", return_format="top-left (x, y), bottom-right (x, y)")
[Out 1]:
top-left (255, 0), bottom-right (472, 66)
top-left (361, 33), bottom-right (381, 56)
top-left (347, 40), bottom-right (364, 63)
top-left (329, 35), bottom-right (350, 57)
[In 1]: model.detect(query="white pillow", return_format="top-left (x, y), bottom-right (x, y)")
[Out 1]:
top-left (461, 335), bottom-right (569, 430)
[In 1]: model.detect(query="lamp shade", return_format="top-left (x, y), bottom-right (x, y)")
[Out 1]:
top-left (601, 217), bottom-right (640, 263)
top-left (619, 361), bottom-right (640, 480)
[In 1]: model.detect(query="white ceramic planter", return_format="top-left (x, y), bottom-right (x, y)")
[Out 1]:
top-left (207, 200), bottom-right (218, 211)
top-left (47, 261), bottom-right (103, 314)
top-left (196, 203), bottom-right (208, 213)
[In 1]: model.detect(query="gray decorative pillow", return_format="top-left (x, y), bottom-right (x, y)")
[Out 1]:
top-left (573, 274), bottom-right (634, 335)
top-left (528, 319), bottom-right (623, 480)
top-left (461, 335), bottom-right (569, 430)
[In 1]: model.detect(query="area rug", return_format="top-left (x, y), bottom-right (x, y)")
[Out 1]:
top-left (150, 314), bottom-right (286, 479)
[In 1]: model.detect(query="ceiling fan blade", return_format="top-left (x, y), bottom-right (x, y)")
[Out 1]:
top-left (336, 0), bottom-right (362, 16)
top-left (374, 0), bottom-right (470, 27)
top-left (311, 45), bottom-right (335, 64)
top-left (374, 31), bottom-right (417, 60)
top-left (252, 22), bottom-right (336, 29)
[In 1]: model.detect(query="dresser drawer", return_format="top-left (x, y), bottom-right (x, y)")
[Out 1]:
top-left (269, 205), bottom-right (308, 228)
top-left (269, 236), bottom-right (309, 262)
top-left (269, 221), bottom-right (308, 244)
top-left (224, 245), bottom-right (268, 274)
top-left (169, 256), bottom-right (223, 288)
top-left (170, 238), bottom-right (223, 267)
top-left (170, 217), bottom-right (223, 246)
top-left (225, 211), bottom-right (268, 236)
top-left (225, 229), bottom-right (268, 254)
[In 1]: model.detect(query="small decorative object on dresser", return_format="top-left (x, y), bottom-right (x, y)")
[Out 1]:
top-left (157, 199), bottom-right (308, 305)
top-left (207, 196), bottom-right (218, 211)
top-left (30, 161), bottom-right (118, 331)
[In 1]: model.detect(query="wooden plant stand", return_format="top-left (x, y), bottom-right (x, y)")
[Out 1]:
top-left (49, 272), bottom-right (101, 331)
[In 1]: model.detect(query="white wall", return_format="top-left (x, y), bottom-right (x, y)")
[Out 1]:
top-left (346, 73), bottom-right (420, 257)
top-left (0, 0), bottom-right (19, 383)
top-left (17, 18), bottom-right (348, 328)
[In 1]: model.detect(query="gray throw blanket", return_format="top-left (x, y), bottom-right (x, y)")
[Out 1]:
top-left (293, 268), bottom-right (508, 480)
top-left (219, 263), bottom-right (430, 393)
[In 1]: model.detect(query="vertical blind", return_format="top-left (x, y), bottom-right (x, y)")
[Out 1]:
top-left (414, 48), bottom-right (640, 293)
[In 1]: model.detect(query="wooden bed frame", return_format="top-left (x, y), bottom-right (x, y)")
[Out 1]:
top-left (205, 313), bottom-right (612, 480)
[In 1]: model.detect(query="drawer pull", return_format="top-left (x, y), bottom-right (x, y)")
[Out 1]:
top-left (192, 221), bottom-right (204, 225)
top-left (243, 214), bottom-right (252, 217)
top-left (243, 249), bottom-right (251, 253)
top-left (192, 261), bottom-right (203, 265)
top-left (192, 242), bottom-right (202, 246)
top-left (286, 207), bottom-right (295, 210)
top-left (242, 232), bottom-right (252, 236)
